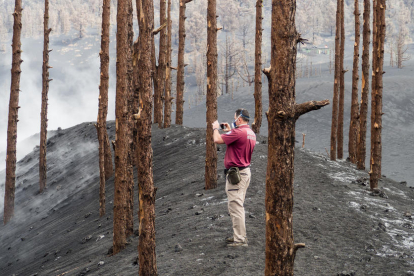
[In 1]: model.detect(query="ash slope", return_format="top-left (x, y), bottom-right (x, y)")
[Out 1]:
top-left (0, 122), bottom-right (414, 276)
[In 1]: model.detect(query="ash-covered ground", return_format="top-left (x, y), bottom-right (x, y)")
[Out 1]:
top-left (1, 121), bottom-right (414, 276)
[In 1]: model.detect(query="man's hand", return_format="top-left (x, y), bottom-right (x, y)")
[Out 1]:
top-left (212, 120), bottom-right (220, 130)
top-left (221, 123), bottom-right (231, 132)
top-left (212, 120), bottom-right (225, 144)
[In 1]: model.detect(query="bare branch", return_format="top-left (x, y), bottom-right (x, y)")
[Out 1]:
top-left (263, 66), bottom-right (271, 78)
top-left (153, 22), bottom-right (167, 35)
top-left (295, 99), bottom-right (330, 119)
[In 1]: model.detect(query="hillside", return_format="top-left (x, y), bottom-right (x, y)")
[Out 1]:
top-left (1, 122), bottom-right (414, 275)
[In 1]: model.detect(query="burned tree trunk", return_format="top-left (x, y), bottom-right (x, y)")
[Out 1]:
top-left (357, 0), bottom-right (370, 170)
top-left (370, 0), bottom-right (377, 174)
top-left (205, 0), bottom-right (218, 190)
top-left (113, 0), bottom-right (131, 254)
top-left (337, 0), bottom-right (345, 159)
top-left (330, 0), bottom-right (341, 160)
top-left (156, 0), bottom-right (167, 128)
top-left (4, 0), bottom-right (23, 225)
top-left (264, 0), bottom-right (329, 274)
top-left (39, 0), bottom-right (52, 193)
top-left (370, 0), bottom-right (385, 189)
top-left (164, 0), bottom-right (172, 128)
top-left (125, 0), bottom-right (135, 238)
top-left (349, 0), bottom-right (360, 164)
top-left (97, 0), bottom-right (113, 217)
top-left (175, 0), bottom-right (192, 125)
top-left (252, 0), bottom-right (263, 134)
top-left (137, 0), bottom-right (158, 273)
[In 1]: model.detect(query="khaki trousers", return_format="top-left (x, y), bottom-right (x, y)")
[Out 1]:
top-left (225, 168), bottom-right (251, 243)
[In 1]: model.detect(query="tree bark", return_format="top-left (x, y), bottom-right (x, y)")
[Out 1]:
top-left (370, 0), bottom-right (377, 174)
top-left (163, 0), bottom-right (172, 128)
top-left (252, 0), bottom-right (263, 134)
top-left (113, 0), bottom-right (131, 254)
top-left (4, 0), bottom-right (23, 225)
top-left (137, 0), bottom-right (158, 273)
top-left (349, 0), bottom-right (360, 164)
top-left (205, 0), bottom-right (218, 190)
top-left (330, 0), bottom-right (341, 160)
top-left (370, 0), bottom-right (385, 189)
top-left (97, 0), bottom-right (113, 217)
top-left (175, 0), bottom-right (192, 125)
top-left (337, 0), bottom-right (345, 159)
top-left (265, 0), bottom-right (329, 274)
top-left (156, 0), bottom-right (167, 128)
top-left (39, 0), bottom-right (51, 193)
top-left (125, 0), bottom-right (135, 238)
top-left (357, 0), bottom-right (370, 170)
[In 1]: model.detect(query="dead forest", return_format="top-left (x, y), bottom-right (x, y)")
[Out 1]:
top-left (1, 0), bottom-right (413, 275)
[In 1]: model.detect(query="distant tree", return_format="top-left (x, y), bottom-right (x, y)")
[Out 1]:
top-left (357, 0), bottom-right (370, 170)
top-left (237, 13), bottom-right (253, 49)
top-left (264, 0), bottom-right (329, 274)
top-left (164, 0), bottom-right (173, 128)
top-left (205, 0), bottom-right (218, 190)
top-left (330, 0), bottom-right (341, 161)
top-left (4, 0), bottom-right (23, 225)
top-left (175, 0), bottom-right (193, 125)
top-left (370, 0), bottom-right (385, 190)
top-left (238, 53), bottom-right (254, 87)
top-left (219, 34), bottom-right (239, 95)
top-left (113, 0), bottom-right (132, 254)
top-left (252, 0), bottom-right (262, 134)
top-left (39, 0), bottom-right (52, 193)
top-left (59, 10), bottom-right (71, 34)
top-left (71, 4), bottom-right (88, 38)
top-left (337, 0), bottom-right (345, 159)
top-left (136, 0), bottom-right (158, 273)
top-left (348, 0), bottom-right (360, 164)
top-left (395, 26), bottom-right (411, 68)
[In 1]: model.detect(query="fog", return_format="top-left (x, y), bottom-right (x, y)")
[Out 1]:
top-left (0, 30), bottom-right (118, 171)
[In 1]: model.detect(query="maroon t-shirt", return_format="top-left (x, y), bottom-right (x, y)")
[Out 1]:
top-left (221, 125), bottom-right (256, 169)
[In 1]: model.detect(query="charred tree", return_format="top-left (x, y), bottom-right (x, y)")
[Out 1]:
top-left (349, 0), bottom-right (360, 164)
top-left (164, 0), bottom-right (173, 128)
top-left (357, 0), bottom-right (370, 170)
top-left (337, 0), bottom-right (345, 159)
top-left (205, 0), bottom-right (218, 190)
top-left (97, 0), bottom-right (113, 217)
top-left (4, 0), bottom-right (23, 225)
top-left (369, 0), bottom-right (377, 175)
top-left (330, 0), bottom-right (341, 160)
top-left (113, 0), bottom-right (132, 254)
top-left (175, 0), bottom-right (193, 125)
top-left (264, 0), bottom-right (329, 274)
top-left (125, 0), bottom-right (135, 238)
top-left (155, 0), bottom-right (167, 128)
top-left (252, 0), bottom-right (263, 134)
top-left (137, 0), bottom-right (158, 273)
top-left (370, 0), bottom-right (385, 189)
top-left (39, 0), bottom-right (52, 193)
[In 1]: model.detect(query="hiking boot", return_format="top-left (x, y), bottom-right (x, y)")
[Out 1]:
top-left (225, 237), bottom-right (248, 244)
top-left (225, 237), bottom-right (234, 243)
top-left (227, 240), bottom-right (248, 247)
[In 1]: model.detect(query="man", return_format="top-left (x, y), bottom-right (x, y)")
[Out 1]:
top-left (212, 108), bottom-right (256, 247)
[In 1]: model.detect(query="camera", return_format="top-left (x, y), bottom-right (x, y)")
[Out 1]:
top-left (220, 123), bottom-right (226, 130)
